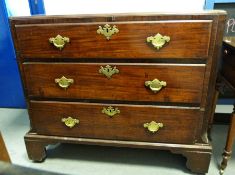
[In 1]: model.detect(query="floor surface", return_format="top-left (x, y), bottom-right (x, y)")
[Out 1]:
top-left (0, 108), bottom-right (234, 175)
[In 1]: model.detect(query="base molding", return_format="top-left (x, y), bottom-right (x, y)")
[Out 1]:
top-left (24, 132), bottom-right (212, 173)
top-left (172, 149), bottom-right (211, 174)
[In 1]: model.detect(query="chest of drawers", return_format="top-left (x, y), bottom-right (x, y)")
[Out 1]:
top-left (10, 11), bottom-right (226, 174)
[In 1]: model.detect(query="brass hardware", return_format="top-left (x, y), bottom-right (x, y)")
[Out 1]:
top-left (147, 33), bottom-right (170, 50)
top-left (61, 117), bottom-right (79, 128)
top-left (102, 106), bottom-right (120, 117)
top-left (145, 79), bottom-right (167, 93)
top-left (55, 76), bottom-right (74, 89)
top-left (97, 24), bottom-right (119, 40)
top-left (143, 121), bottom-right (163, 133)
top-left (99, 65), bottom-right (119, 79)
top-left (49, 35), bottom-right (70, 50)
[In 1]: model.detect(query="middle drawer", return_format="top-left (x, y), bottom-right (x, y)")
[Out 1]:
top-left (23, 63), bottom-right (205, 104)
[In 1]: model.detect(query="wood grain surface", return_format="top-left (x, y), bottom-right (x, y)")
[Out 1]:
top-left (29, 100), bottom-right (201, 144)
top-left (23, 63), bottom-right (206, 103)
top-left (14, 21), bottom-right (212, 59)
top-left (9, 11), bottom-right (227, 173)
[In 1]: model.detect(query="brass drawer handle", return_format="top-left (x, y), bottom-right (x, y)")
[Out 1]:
top-left (147, 33), bottom-right (170, 50)
top-left (99, 65), bottom-right (119, 79)
top-left (97, 24), bottom-right (119, 40)
top-left (55, 76), bottom-right (74, 89)
top-left (49, 35), bottom-right (70, 50)
top-left (145, 79), bottom-right (167, 93)
top-left (61, 117), bottom-right (79, 128)
top-left (102, 106), bottom-right (120, 117)
top-left (143, 121), bottom-right (163, 133)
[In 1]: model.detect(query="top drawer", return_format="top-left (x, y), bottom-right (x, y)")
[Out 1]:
top-left (14, 20), bottom-right (212, 59)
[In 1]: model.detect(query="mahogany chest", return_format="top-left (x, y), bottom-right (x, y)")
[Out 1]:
top-left (10, 11), bottom-right (226, 173)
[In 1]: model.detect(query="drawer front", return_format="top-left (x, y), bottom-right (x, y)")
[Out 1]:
top-left (15, 20), bottom-right (212, 59)
top-left (23, 63), bottom-right (205, 104)
top-left (29, 101), bottom-right (201, 144)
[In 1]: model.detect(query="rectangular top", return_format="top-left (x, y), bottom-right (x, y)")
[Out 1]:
top-left (10, 10), bottom-right (226, 60)
top-left (10, 10), bottom-right (226, 24)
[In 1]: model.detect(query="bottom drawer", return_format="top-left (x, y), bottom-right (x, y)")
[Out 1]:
top-left (29, 101), bottom-right (201, 144)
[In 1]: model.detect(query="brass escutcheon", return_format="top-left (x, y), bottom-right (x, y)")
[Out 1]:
top-left (61, 117), bottom-right (79, 128)
top-left (147, 33), bottom-right (170, 50)
top-left (55, 76), bottom-right (74, 89)
top-left (99, 65), bottom-right (119, 79)
top-left (97, 24), bottom-right (119, 40)
top-left (102, 106), bottom-right (120, 117)
top-left (145, 79), bottom-right (167, 93)
top-left (143, 121), bottom-right (164, 133)
top-left (49, 35), bottom-right (70, 50)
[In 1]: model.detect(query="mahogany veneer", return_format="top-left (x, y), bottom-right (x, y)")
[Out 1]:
top-left (23, 63), bottom-right (205, 103)
top-left (29, 101), bottom-right (201, 144)
top-left (15, 21), bottom-right (212, 59)
top-left (10, 11), bottom-right (226, 174)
